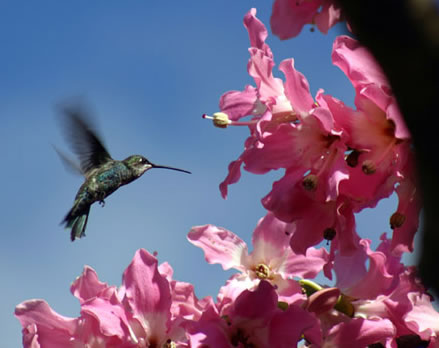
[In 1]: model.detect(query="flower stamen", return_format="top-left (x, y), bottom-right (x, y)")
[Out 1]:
top-left (390, 212), bottom-right (406, 229)
top-left (202, 113), bottom-right (257, 128)
top-left (254, 263), bottom-right (271, 279)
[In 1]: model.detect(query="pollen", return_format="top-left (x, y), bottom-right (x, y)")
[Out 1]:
top-left (346, 150), bottom-right (361, 167)
top-left (163, 339), bottom-right (177, 348)
top-left (303, 174), bottom-right (318, 191)
top-left (323, 228), bottom-right (336, 241)
top-left (390, 212), bottom-right (406, 229)
top-left (362, 160), bottom-right (376, 175)
top-left (254, 263), bottom-right (271, 279)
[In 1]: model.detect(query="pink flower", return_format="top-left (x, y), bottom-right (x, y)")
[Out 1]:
top-left (332, 35), bottom-right (420, 254)
top-left (188, 281), bottom-right (319, 347)
top-left (188, 212), bottom-right (329, 306)
top-left (208, 9), bottom-right (352, 213)
top-left (16, 249), bottom-right (198, 347)
top-left (15, 299), bottom-right (136, 348)
top-left (206, 11), bottom-right (419, 258)
top-left (271, 0), bottom-right (343, 39)
top-left (298, 235), bottom-right (434, 346)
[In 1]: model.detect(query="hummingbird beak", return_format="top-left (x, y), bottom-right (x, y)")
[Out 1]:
top-left (150, 163), bottom-right (191, 174)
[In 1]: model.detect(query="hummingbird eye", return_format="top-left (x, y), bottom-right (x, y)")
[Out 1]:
top-left (138, 157), bottom-right (149, 165)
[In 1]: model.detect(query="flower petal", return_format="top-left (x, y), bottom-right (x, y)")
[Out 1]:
top-left (188, 225), bottom-right (248, 271)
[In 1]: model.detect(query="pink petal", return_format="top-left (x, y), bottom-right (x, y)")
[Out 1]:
top-left (243, 123), bottom-right (297, 172)
top-left (169, 279), bottom-right (214, 322)
top-left (251, 212), bottom-right (290, 259)
top-left (219, 158), bottom-right (243, 199)
top-left (309, 107), bottom-right (335, 134)
top-left (216, 275), bottom-right (257, 316)
top-left (282, 247), bottom-right (330, 279)
top-left (248, 48), bottom-right (284, 105)
top-left (306, 287), bottom-right (340, 315)
top-left (269, 304), bottom-right (319, 347)
top-left (334, 242), bottom-right (368, 292)
top-left (387, 101), bottom-right (410, 139)
top-left (279, 58), bottom-right (314, 115)
top-left (70, 266), bottom-right (110, 303)
top-left (21, 324), bottom-right (40, 348)
top-left (261, 169), bottom-right (307, 223)
top-left (231, 281), bottom-right (277, 320)
top-left (314, 2), bottom-right (342, 34)
top-left (188, 307), bottom-right (230, 348)
top-left (332, 35), bottom-right (388, 90)
top-left (316, 92), bottom-right (355, 137)
top-left (244, 8), bottom-right (271, 56)
top-left (270, 0), bottom-right (321, 40)
top-left (219, 85), bottom-right (258, 121)
top-left (404, 293), bottom-right (439, 341)
top-left (121, 249), bottom-right (171, 330)
top-left (187, 225), bottom-right (248, 271)
top-left (158, 261), bottom-right (174, 281)
top-left (325, 318), bottom-right (395, 348)
top-left (15, 300), bottom-right (77, 348)
top-left (81, 297), bottom-right (131, 339)
top-left (390, 178), bottom-right (420, 255)
top-left (336, 239), bottom-right (395, 298)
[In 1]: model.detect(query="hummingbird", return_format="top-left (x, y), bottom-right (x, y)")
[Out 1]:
top-left (57, 105), bottom-right (191, 241)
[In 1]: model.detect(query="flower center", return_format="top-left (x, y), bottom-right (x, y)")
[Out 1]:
top-left (163, 339), bottom-right (176, 348)
top-left (254, 263), bottom-right (271, 279)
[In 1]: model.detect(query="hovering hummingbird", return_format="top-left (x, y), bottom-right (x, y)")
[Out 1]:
top-left (57, 105), bottom-right (191, 241)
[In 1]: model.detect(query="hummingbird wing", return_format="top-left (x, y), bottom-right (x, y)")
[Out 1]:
top-left (53, 145), bottom-right (84, 176)
top-left (60, 104), bottom-right (113, 176)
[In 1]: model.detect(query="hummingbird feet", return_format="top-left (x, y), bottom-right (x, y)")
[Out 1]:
top-left (99, 200), bottom-right (106, 207)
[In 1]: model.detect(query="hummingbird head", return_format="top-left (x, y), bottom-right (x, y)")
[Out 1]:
top-left (124, 155), bottom-right (191, 177)
top-left (124, 155), bottom-right (153, 177)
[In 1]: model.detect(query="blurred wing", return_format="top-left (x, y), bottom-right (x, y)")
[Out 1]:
top-left (60, 104), bottom-right (113, 175)
top-left (53, 145), bottom-right (84, 176)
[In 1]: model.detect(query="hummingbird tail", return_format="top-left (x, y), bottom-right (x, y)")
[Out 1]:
top-left (63, 206), bottom-right (90, 241)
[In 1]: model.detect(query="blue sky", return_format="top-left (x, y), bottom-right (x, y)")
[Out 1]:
top-left (0, 2), bottom-right (413, 346)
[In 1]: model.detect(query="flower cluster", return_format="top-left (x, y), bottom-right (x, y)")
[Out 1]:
top-left (16, 221), bottom-right (438, 347)
top-left (16, 6), bottom-right (436, 348)
top-left (205, 8), bottom-right (419, 261)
